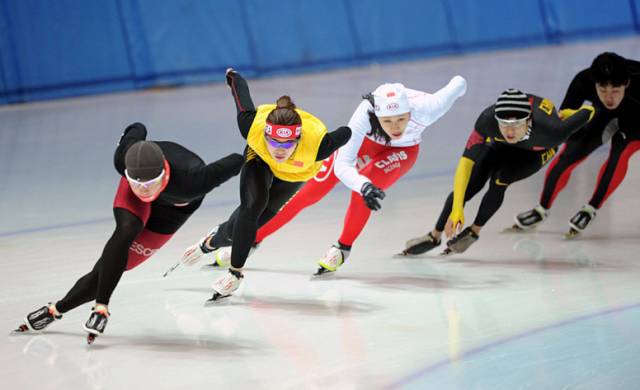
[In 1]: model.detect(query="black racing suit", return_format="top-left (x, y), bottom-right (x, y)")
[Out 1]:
top-left (56, 123), bottom-right (244, 312)
top-left (539, 59), bottom-right (640, 210)
top-left (211, 72), bottom-right (352, 269)
top-left (435, 95), bottom-right (592, 231)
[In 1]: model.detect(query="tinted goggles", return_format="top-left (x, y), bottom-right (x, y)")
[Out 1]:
top-left (124, 169), bottom-right (165, 189)
top-left (495, 115), bottom-right (530, 126)
top-left (265, 135), bottom-right (299, 149)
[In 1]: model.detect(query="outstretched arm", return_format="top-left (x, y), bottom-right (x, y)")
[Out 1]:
top-left (445, 114), bottom-right (492, 237)
top-left (186, 153), bottom-right (245, 196)
top-left (445, 156), bottom-right (475, 238)
top-left (226, 68), bottom-right (257, 139)
top-left (411, 75), bottom-right (467, 126)
top-left (333, 100), bottom-right (374, 193)
top-left (552, 105), bottom-right (595, 142)
top-left (315, 126), bottom-right (352, 161)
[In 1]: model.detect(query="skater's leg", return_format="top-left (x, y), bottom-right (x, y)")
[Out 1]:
top-left (209, 161), bottom-right (278, 300)
top-left (95, 208), bottom-right (145, 305)
top-left (336, 144), bottom-right (419, 247)
top-left (566, 134), bottom-right (640, 236)
top-left (403, 153), bottom-right (493, 256)
top-left (126, 199), bottom-right (202, 270)
top-left (84, 199), bottom-right (202, 337)
top-left (587, 133), bottom-right (640, 209)
top-left (433, 156), bottom-right (493, 237)
top-left (255, 154), bottom-right (340, 243)
top-left (25, 209), bottom-right (142, 329)
top-left (211, 206), bottom-right (240, 247)
top-left (55, 264), bottom-right (100, 313)
top-left (228, 159), bottom-right (274, 270)
top-left (57, 210), bottom-right (157, 312)
top-left (475, 148), bottom-right (552, 231)
top-left (539, 118), bottom-right (608, 209)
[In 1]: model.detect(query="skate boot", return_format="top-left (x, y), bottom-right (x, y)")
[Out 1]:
top-left (84, 305), bottom-right (110, 344)
top-left (15, 303), bottom-right (62, 332)
top-left (208, 269), bottom-right (243, 302)
top-left (402, 232), bottom-right (441, 255)
top-left (442, 227), bottom-right (479, 255)
top-left (208, 245), bottom-right (258, 268)
top-left (565, 205), bottom-right (596, 239)
top-left (313, 245), bottom-right (350, 277)
top-left (507, 205), bottom-right (548, 232)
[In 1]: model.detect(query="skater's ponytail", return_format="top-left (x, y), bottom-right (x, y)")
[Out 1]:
top-left (363, 93), bottom-right (391, 145)
top-left (267, 95), bottom-right (302, 126)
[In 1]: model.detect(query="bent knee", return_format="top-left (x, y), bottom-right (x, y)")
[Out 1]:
top-left (115, 221), bottom-right (144, 241)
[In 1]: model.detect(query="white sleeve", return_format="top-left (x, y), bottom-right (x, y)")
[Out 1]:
top-left (334, 101), bottom-right (372, 194)
top-left (415, 75), bottom-right (467, 125)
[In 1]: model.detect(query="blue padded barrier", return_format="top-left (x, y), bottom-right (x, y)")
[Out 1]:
top-left (0, 0), bottom-right (134, 102)
top-left (444, 0), bottom-right (548, 49)
top-left (540, 0), bottom-right (635, 40)
top-left (243, 0), bottom-right (357, 71)
top-left (345, 0), bottom-right (455, 58)
top-left (122, 0), bottom-right (254, 87)
top-left (0, 0), bottom-right (638, 104)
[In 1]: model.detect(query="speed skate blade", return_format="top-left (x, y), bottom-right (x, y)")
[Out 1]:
top-left (396, 249), bottom-right (421, 257)
top-left (11, 324), bottom-right (30, 334)
top-left (502, 224), bottom-right (528, 233)
top-left (310, 267), bottom-right (335, 280)
top-left (162, 261), bottom-right (181, 278)
top-left (439, 247), bottom-right (453, 256)
top-left (87, 333), bottom-right (97, 344)
top-left (205, 292), bottom-right (232, 304)
top-left (564, 228), bottom-right (581, 240)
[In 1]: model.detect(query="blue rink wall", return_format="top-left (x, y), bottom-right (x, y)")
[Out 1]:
top-left (0, 0), bottom-right (638, 104)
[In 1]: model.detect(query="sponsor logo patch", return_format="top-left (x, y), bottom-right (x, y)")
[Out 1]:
top-left (540, 148), bottom-right (556, 165)
top-left (129, 241), bottom-right (158, 257)
top-left (539, 98), bottom-right (554, 116)
top-left (275, 127), bottom-right (293, 138)
top-left (374, 151), bottom-right (408, 170)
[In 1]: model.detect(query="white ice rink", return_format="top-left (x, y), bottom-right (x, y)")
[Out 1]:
top-left (2, 37), bottom-right (640, 389)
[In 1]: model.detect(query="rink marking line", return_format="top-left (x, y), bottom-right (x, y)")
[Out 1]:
top-left (1, 148), bottom-right (611, 238)
top-left (0, 169), bottom-right (453, 238)
top-left (388, 300), bottom-right (640, 388)
top-left (0, 172), bottom-right (451, 238)
top-left (0, 199), bottom-right (238, 238)
top-left (0, 217), bottom-right (112, 238)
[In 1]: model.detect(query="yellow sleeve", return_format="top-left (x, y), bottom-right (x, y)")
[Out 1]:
top-left (559, 105), bottom-right (595, 122)
top-left (451, 156), bottom-right (475, 217)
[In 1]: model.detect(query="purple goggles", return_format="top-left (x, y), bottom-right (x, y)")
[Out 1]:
top-left (265, 135), bottom-right (299, 149)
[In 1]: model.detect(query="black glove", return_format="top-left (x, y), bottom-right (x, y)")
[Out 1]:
top-left (361, 182), bottom-right (385, 211)
top-left (225, 67), bottom-right (237, 87)
top-left (118, 122), bottom-right (147, 145)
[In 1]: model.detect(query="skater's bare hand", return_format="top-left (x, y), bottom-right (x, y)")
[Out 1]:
top-left (181, 242), bottom-right (205, 266)
top-left (181, 235), bottom-right (212, 266)
top-left (444, 215), bottom-right (463, 239)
